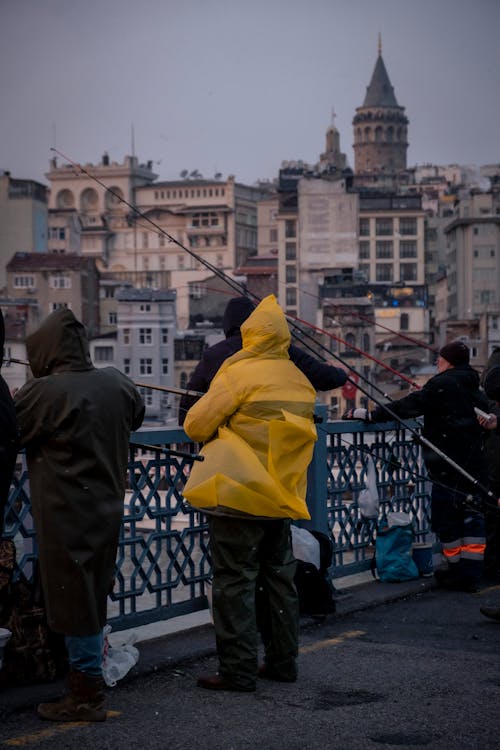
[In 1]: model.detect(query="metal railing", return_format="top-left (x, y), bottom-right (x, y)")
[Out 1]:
top-left (3, 412), bottom-right (430, 632)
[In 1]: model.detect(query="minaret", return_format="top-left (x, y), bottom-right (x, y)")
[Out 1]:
top-left (352, 37), bottom-right (408, 174)
top-left (319, 109), bottom-right (347, 172)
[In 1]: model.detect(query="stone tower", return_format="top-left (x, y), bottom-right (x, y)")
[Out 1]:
top-left (353, 39), bottom-right (408, 174)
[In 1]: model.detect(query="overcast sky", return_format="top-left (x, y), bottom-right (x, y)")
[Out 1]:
top-left (1, 0), bottom-right (499, 187)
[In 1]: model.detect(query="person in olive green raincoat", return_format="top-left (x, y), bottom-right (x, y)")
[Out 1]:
top-left (14, 309), bottom-right (144, 722)
top-left (183, 295), bottom-right (317, 692)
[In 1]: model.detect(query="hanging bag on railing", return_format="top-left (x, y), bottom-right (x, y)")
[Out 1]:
top-left (372, 512), bottom-right (419, 582)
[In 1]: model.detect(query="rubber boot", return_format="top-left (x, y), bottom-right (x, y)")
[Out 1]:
top-left (37, 669), bottom-right (107, 722)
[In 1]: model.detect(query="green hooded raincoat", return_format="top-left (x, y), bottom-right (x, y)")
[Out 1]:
top-left (14, 309), bottom-right (144, 636)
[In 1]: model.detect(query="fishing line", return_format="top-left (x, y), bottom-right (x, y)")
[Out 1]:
top-left (49, 148), bottom-right (496, 504)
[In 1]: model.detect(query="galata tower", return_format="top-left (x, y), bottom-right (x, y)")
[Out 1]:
top-left (353, 38), bottom-right (408, 175)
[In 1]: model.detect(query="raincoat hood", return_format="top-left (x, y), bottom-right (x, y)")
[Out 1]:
top-left (239, 295), bottom-right (291, 358)
top-left (27, 308), bottom-right (93, 378)
top-left (183, 295), bottom-right (316, 520)
top-left (222, 296), bottom-right (255, 337)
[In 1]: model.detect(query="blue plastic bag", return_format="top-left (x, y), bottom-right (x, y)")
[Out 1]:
top-left (374, 515), bottom-right (419, 582)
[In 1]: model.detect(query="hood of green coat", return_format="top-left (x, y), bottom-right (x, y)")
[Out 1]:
top-left (27, 308), bottom-right (93, 378)
top-left (240, 295), bottom-right (290, 357)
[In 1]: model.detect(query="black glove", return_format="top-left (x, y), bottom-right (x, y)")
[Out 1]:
top-left (342, 408), bottom-right (371, 421)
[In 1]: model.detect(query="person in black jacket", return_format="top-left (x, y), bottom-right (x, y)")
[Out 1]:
top-left (178, 296), bottom-right (348, 425)
top-left (345, 340), bottom-right (489, 592)
top-left (0, 309), bottom-right (19, 537)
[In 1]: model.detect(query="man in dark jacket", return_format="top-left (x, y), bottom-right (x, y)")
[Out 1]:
top-left (179, 296), bottom-right (348, 424)
top-left (14, 310), bottom-right (145, 722)
top-left (345, 340), bottom-right (489, 592)
top-left (0, 309), bottom-right (19, 537)
top-left (480, 350), bottom-right (500, 582)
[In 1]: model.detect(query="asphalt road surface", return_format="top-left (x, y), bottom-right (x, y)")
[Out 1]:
top-left (1, 584), bottom-right (499, 749)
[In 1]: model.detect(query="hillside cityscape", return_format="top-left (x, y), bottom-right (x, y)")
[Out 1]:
top-left (1, 46), bottom-right (499, 424)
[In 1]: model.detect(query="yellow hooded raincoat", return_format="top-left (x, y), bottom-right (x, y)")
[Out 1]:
top-left (183, 295), bottom-right (317, 520)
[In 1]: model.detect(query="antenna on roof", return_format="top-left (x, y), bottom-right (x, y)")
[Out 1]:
top-left (378, 32), bottom-right (382, 56)
top-left (131, 123), bottom-right (136, 157)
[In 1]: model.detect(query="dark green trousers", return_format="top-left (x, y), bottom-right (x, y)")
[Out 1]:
top-left (208, 516), bottom-right (299, 690)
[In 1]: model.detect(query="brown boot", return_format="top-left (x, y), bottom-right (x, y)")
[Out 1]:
top-left (37, 670), bottom-right (107, 722)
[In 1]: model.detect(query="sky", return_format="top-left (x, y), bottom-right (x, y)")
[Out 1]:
top-left (1, 0), bottom-right (499, 187)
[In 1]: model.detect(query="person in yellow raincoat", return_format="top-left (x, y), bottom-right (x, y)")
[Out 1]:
top-left (183, 295), bottom-right (317, 691)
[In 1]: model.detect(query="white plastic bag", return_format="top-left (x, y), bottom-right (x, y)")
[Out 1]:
top-left (357, 456), bottom-right (379, 519)
top-left (291, 525), bottom-right (320, 569)
top-left (102, 625), bottom-right (139, 687)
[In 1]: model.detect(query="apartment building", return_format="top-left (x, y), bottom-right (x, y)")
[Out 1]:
top-left (5, 252), bottom-right (100, 335)
top-left (0, 172), bottom-right (48, 290)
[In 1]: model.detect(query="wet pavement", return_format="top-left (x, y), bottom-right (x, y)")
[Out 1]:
top-left (1, 575), bottom-right (499, 749)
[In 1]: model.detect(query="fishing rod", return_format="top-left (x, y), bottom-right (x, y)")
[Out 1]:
top-left (50, 148), bottom-right (420, 394)
top-left (346, 310), bottom-right (437, 354)
top-left (340, 367), bottom-right (498, 508)
top-left (50, 149), bottom-right (498, 503)
top-left (3, 358), bottom-right (204, 399)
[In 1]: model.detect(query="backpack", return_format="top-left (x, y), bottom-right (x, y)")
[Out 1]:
top-left (293, 529), bottom-right (337, 618)
top-left (0, 540), bottom-right (68, 687)
top-left (372, 513), bottom-right (419, 582)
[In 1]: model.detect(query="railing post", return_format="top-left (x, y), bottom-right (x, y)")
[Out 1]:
top-left (303, 403), bottom-right (329, 535)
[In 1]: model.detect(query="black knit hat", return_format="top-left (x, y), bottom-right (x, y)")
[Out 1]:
top-left (222, 296), bottom-right (255, 337)
top-left (484, 365), bottom-right (500, 402)
top-left (439, 340), bottom-right (470, 366)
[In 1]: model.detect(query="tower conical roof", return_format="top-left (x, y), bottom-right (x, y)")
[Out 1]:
top-left (362, 54), bottom-right (399, 108)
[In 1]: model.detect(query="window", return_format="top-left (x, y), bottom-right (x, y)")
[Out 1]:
top-left (285, 242), bottom-right (296, 260)
top-left (139, 387), bottom-right (153, 406)
top-left (13, 275), bottom-right (35, 289)
top-left (162, 358), bottom-right (169, 375)
top-left (399, 217), bottom-right (417, 236)
top-left (142, 256), bottom-right (149, 270)
top-left (286, 288), bottom-right (297, 306)
top-left (192, 212), bottom-right (219, 227)
top-left (400, 313), bottom-right (409, 331)
top-left (49, 274), bottom-right (72, 289)
top-left (159, 234), bottom-right (166, 247)
top-left (104, 287), bottom-right (114, 298)
top-left (358, 264), bottom-right (370, 281)
top-left (376, 218), bottom-right (393, 236)
top-left (359, 218), bottom-right (370, 237)
top-left (123, 328), bottom-right (130, 345)
top-left (359, 241), bottom-right (370, 259)
top-left (123, 358), bottom-right (130, 375)
top-left (50, 302), bottom-right (69, 311)
top-left (400, 263), bottom-right (417, 282)
top-left (376, 241), bottom-right (393, 259)
top-left (142, 232), bottom-right (149, 249)
top-left (285, 220), bottom-right (296, 238)
top-left (94, 346), bottom-right (113, 362)
top-left (159, 255), bottom-right (166, 270)
top-left (180, 372), bottom-right (188, 390)
top-left (376, 264), bottom-right (393, 282)
top-left (139, 358), bottom-right (153, 375)
top-left (400, 241), bottom-right (417, 258)
top-left (286, 266), bottom-right (296, 283)
top-left (139, 327), bottom-right (152, 345)
top-left (108, 312), bottom-right (117, 325)
top-left (270, 228), bottom-right (278, 242)
top-left (161, 328), bottom-right (169, 344)
top-left (139, 303), bottom-right (151, 312)
top-left (178, 255), bottom-right (185, 269)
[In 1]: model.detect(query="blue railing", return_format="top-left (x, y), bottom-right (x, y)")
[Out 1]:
top-left (3, 412), bottom-right (431, 632)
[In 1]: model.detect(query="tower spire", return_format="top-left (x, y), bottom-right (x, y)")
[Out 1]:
top-left (378, 32), bottom-right (382, 57)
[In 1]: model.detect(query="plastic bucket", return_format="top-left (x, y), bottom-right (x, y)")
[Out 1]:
top-left (412, 543), bottom-right (433, 577)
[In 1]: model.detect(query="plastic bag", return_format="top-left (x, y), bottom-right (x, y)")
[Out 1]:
top-left (357, 456), bottom-right (379, 519)
top-left (373, 515), bottom-right (419, 582)
top-left (102, 625), bottom-right (139, 687)
top-left (291, 525), bottom-right (320, 569)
